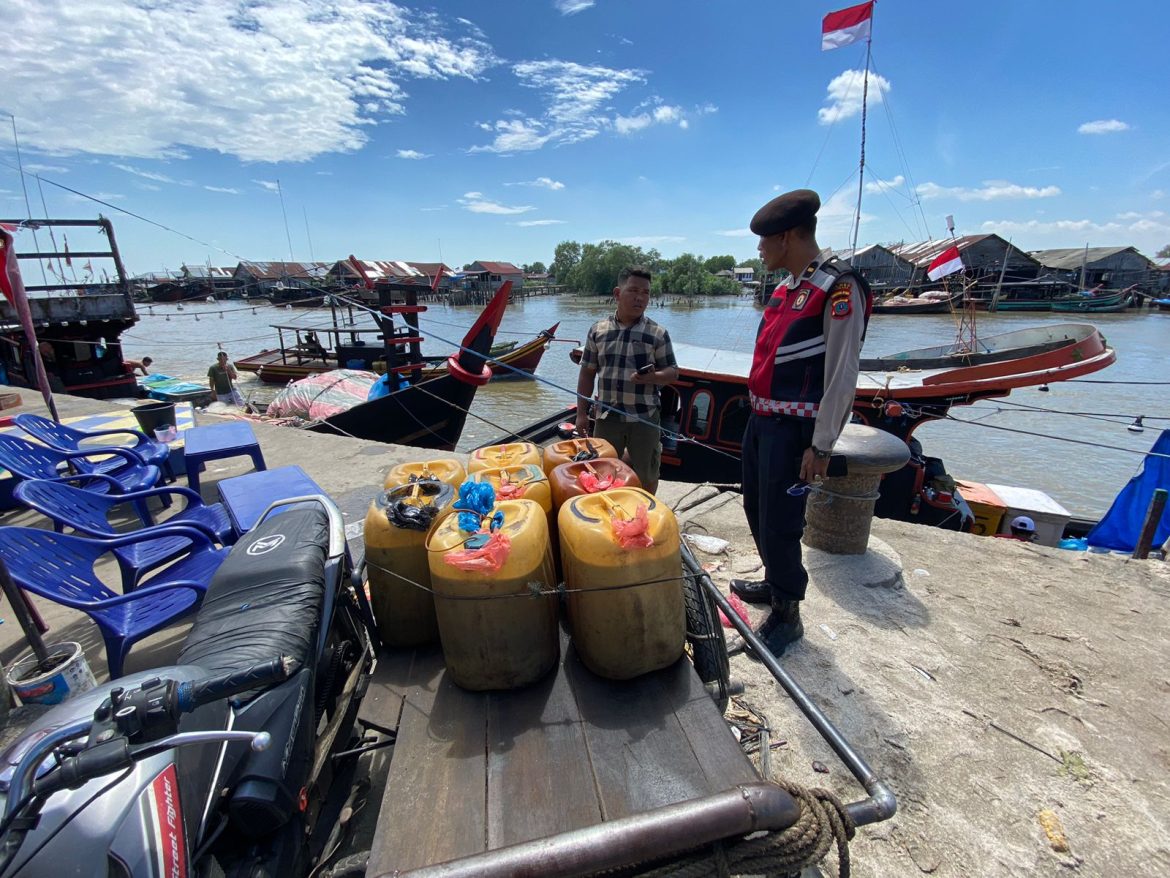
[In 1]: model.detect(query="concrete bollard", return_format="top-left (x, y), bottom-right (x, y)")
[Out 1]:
top-left (803, 424), bottom-right (910, 555)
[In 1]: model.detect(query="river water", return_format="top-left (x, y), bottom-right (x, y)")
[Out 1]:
top-left (121, 295), bottom-right (1168, 519)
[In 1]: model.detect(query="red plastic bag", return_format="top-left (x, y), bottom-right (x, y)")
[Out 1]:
top-left (611, 504), bottom-right (653, 549)
top-left (578, 470), bottom-right (627, 493)
top-left (718, 593), bottom-right (751, 628)
top-left (495, 475), bottom-right (527, 500)
top-left (444, 531), bottom-right (512, 572)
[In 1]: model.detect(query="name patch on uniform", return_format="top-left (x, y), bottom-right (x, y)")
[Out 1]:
top-left (829, 280), bottom-right (853, 319)
top-left (791, 290), bottom-right (809, 311)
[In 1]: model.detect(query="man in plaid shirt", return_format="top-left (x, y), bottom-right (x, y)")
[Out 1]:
top-left (575, 266), bottom-right (679, 493)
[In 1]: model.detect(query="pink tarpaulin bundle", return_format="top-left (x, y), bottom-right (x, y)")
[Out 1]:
top-left (266, 369), bottom-right (378, 420)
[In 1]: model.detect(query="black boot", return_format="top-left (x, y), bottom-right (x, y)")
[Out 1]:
top-left (730, 578), bottom-right (772, 604)
top-left (748, 599), bottom-right (804, 660)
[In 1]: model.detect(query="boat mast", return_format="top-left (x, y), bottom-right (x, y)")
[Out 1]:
top-left (850, 29), bottom-right (874, 254)
top-left (1078, 242), bottom-right (1089, 290)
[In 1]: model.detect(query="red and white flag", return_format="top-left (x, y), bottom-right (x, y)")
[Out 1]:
top-left (926, 245), bottom-right (964, 281)
top-left (822, 1), bottom-right (874, 51)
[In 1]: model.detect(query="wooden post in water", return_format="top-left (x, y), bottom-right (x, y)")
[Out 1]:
top-left (1132, 488), bottom-right (1168, 560)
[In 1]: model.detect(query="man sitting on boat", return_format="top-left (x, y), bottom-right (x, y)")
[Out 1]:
top-left (994, 515), bottom-right (1038, 542)
top-left (733, 189), bottom-right (873, 658)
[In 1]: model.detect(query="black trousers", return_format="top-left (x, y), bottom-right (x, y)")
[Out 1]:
top-left (741, 413), bottom-right (814, 603)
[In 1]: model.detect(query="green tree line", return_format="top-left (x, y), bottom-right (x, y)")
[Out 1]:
top-left (549, 240), bottom-right (764, 296)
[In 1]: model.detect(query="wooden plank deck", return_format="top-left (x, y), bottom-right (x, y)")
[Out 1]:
top-left (367, 634), bottom-right (758, 876)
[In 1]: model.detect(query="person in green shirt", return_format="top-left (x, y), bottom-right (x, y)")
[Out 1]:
top-left (207, 351), bottom-right (244, 405)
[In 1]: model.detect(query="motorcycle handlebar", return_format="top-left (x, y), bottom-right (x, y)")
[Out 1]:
top-left (177, 656), bottom-right (298, 713)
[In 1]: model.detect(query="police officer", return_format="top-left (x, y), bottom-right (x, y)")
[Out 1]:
top-left (731, 189), bottom-right (872, 657)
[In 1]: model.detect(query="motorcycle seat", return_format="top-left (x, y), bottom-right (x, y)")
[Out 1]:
top-left (178, 507), bottom-right (329, 679)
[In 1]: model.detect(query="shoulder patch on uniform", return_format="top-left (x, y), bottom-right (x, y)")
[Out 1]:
top-left (830, 280), bottom-right (853, 319)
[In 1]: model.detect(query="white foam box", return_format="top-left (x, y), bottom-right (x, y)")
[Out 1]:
top-left (985, 483), bottom-right (1071, 547)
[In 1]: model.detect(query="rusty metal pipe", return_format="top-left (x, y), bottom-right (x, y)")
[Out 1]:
top-left (385, 783), bottom-right (800, 878)
top-left (680, 545), bottom-right (897, 827)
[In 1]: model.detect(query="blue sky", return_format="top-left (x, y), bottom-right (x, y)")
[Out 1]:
top-left (2, 0), bottom-right (1167, 274)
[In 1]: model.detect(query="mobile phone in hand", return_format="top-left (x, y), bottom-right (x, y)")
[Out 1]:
top-left (636, 362), bottom-right (655, 375)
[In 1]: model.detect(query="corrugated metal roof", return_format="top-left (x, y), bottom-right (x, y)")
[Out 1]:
top-left (888, 235), bottom-right (994, 267)
top-left (238, 261), bottom-right (330, 279)
top-left (1029, 247), bottom-right (1149, 270)
top-left (472, 261), bottom-right (523, 275)
top-left (181, 265), bottom-right (234, 279)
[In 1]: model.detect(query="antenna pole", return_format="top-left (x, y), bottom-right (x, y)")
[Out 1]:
top-left (850, 34), bottom-right (873, 253)
top-left (276, 179), bottom-right (295, 264)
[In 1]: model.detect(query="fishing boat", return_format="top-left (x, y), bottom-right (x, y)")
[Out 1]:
top-left (497, 323), bottom-right (1115, 527)
top-left (871, 290), bottom-right (964, 314)
top-left (236, 310), bottom-right (557, 384)
top-left (1050, 286), bottom-right (1134, 313)
top-left (306, 282), bottom-right (512, 449)
top-left (0, 218), bottom-right (141, 400)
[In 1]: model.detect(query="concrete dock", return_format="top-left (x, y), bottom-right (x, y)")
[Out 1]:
top-left (0, 390), bottom-right (1166, 877)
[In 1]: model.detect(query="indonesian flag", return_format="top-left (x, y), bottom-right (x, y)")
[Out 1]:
top-left (927, 245), bottom-right (964, 281)
top-left (822, 1), bottom-right (874, 51)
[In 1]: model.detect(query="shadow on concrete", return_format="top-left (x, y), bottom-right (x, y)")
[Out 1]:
top-left (806, 538), bottom-right (930, 631)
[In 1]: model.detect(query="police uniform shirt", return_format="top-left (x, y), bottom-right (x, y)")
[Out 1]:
top-left (808, 249), bottom-right (866, 452)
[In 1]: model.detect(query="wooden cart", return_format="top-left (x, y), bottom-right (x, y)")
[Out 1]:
top-left (355, 547), bottom-right (895, 877)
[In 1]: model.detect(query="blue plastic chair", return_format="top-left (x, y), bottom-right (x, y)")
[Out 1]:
top-left (13, 412), bottom-right (176, 482)
top-left (14, 479), bottom-right (237, 591)
top-left (0, 525), bottom-right (229, 677)
top-left (0, 434), bottom-right (167, 526)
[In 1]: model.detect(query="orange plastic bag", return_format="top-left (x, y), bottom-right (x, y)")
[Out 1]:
top-left (611, 504), bottom-right (653, 549)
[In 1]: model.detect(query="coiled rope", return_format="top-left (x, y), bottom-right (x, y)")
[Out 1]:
top-left (620, 781), bottom-right (855, 878)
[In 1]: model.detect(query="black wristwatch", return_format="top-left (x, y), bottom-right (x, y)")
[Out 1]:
top-left (810, 445), bottom-right (831, 460)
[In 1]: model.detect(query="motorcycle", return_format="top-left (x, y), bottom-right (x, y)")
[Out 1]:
top-left (0, 494), bottom-right (376, 877)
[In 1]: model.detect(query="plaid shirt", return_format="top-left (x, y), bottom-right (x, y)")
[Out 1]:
top-left (581, 313), bottom-right (676, 421)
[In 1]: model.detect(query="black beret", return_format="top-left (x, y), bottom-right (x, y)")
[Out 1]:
top-left (750, 189), bottom-right (821, 237)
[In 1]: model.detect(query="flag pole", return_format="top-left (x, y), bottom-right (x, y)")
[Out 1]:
top-left (850, 25), bottom-right (873, 254)
top-left (1, 227), bottom-right (61, 421)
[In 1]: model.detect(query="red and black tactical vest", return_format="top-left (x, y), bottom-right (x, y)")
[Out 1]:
top-left (748, 256), bottom-right (872, 417)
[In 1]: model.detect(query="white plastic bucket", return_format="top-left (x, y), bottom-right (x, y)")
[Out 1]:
top-left (6, 642), bottom-right (97, 705)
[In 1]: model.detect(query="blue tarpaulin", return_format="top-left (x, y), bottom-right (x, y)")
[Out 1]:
top-left (1086, 430), bottom-right (1170, 552)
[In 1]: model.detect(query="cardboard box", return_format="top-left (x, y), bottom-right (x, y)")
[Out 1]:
top-left (955, 479), bottom-right (1006, 537)
top-left (985, 483), bottom-right (1071, 547)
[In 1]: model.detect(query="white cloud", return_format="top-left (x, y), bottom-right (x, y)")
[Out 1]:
top-left (916, 180), bottom-right (1061, 201)
top-left (554, 0), bottom-right (595, 14)
top-left (716, 228), bottom-right (754, 238)
top-left (818, 70), bottom-right (891, 125)
top-left (457, 192), bottom-right (535, 215)
top-left (508, 177), bottom-right (565, 190)
top-left (253, 179), bottom-right (279, 193)
top-left (5, 0), bottom-right (498, 163)
top-left (1078, 119), bottom-right (1130, 135)
top-left (23, 163), bottom-right (68, 174)
top-left (112, 163), bottom-right (176, 184)
top-left (865, 175), bottom-right (905, 195)
top-left (471, 61), bottom-right (699, 153)
top-left (470, 118), bottom-right (555, 153)
top-left (1116, 210), bottom-right (1165, 220)
top-left (204, 185), bottom-right (239, 194)
top-left (513, 219), bottom-right (567, 226)
top-left (420, 205), bottom-right (447, 211)
top-left (396, 149), bottom-right (431, 160)
top-left (614, 103), bottom-right (686, 135)
top-left (1151, 189), bottom-right (1166, 200)
top-left (980, 216), bottom-right (1170, 246)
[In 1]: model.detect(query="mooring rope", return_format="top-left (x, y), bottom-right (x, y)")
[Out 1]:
top-left (619, 781), bottom-right (855, 878)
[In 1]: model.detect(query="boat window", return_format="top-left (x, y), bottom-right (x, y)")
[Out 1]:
top-left (717, 396), bottom-right (751, 446)
top-left (687, 390), bottom-right (713, 439)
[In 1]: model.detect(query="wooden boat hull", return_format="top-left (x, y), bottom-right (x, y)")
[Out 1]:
top-left (306, 283), bottom-right (512, 449)
top-left (237, 323), bottom-right (558, 384)
top-left (496, 323), bottom-right (1116, 486)
top-left (1051, 293), bottom-right (1130, 313)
